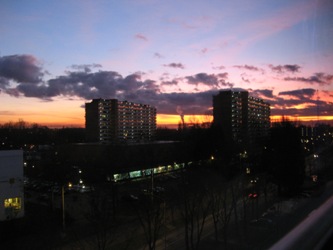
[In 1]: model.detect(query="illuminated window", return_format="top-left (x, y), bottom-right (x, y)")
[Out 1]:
top-left (129, 170), bottom-right (142, 178)
top-left (4, 197), bottom-right (22, 219)
top-left (4, 197), bottom-right (22, 211)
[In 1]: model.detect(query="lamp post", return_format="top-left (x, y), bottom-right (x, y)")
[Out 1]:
top-left (61, 185), bottom-right (66, 232)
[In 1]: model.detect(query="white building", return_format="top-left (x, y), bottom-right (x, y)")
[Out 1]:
top-left (0, 150), bottom-right (24, 221)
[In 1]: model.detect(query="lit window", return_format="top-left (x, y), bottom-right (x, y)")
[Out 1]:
top-left (4, 197), bottom-right (22, 215)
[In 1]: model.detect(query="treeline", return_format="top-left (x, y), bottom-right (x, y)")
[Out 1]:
top-left (0, 120), bottom-right (85, 149)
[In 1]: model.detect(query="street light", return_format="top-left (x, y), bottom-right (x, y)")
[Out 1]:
top-left (61, 185), bottom-right (66, 233)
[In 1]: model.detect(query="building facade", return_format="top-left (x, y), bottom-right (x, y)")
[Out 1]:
top-left (85, 99), bottom-right (156, 143)
top-left (0, 150), bottom-right (24, 221)
top-left (213, 90), bottom-right (270, 150)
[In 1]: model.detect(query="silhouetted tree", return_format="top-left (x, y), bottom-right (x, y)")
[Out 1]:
top-left (209, 183), bottom-right (234, 245)
top-left (178, 169), bottom-right (211, 250)
top-left (263, 120), bottom-right (305, 195)
top-left (135, 196), bottom-right (164, 250)
top-left (84, 188), bottom-right (117, 250)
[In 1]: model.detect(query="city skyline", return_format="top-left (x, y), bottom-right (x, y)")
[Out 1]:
top-left (1, 0), bottom-right (332, 128)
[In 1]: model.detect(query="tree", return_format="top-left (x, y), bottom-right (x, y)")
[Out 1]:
top-left (263, 121), bottom-right (306, 195)
top-left (178, 169), bottom-right (211, 250)
top-left (209, 183), bottom-right (234, 245)
top-left (135, 196), bottom-right (164, 250)
top-left (84, 188), bottom-right (117, 250)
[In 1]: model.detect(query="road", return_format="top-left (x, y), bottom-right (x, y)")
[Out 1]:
top-left (153, 147), bottom-right (333, 250)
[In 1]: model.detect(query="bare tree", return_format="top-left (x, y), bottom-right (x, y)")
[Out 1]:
top-left (179, 175), bottom-right (211, 250)
top-left (135, 197), bottom-right (164, 250)
top-left (85, 188), bottom-right (117, 250)
top-left (209, 183), bottom-right (234, 244)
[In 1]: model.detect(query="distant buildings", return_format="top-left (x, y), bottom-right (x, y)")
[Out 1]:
top-left (0, 150), bottom-right (24, 221)
top-left (85, 99), bottom-right (156, 143)
top-left (213, 90), bottom-right (270, 151)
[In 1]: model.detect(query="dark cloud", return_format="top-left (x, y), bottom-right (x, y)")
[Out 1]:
top-left (135, 33), bottom-right (148, 41)
top-left (157, 90), bottom-right (217, 114)
top-left (154, 52), bottom-right (164, 59)
top-left (269, 64), bottom-right (301, 73)
top-left (249, 88), bottom-right (333, 118)
top-left (0, 59), bottom-right (235, 113)
top-left (186, 72), bottom-right (230, 87)
top-left (161, 80), bottom-right (179, 86)
top-left (242, 77), bottom-right (250, 83)
top-left (0, 76), bottom-right (10, 88)
top-left (267, 89), bottom-right (332, 118)
top-left (1, 54), bottom-right (332, 119)
top-left (163, 63), bottom-right (185, 69)
top-left (269, 97), bottom-right (331, 117)
top-left (240, 73), bottom-right (251, 83)
top-left (284, 73), bottom-right (333, 86)
top-left (201, 48), bottom-right (208, 54)
top-left (234, 64), bottom-right (265, 75)
top-left (278, 88), bottom-right (316, 99)
top-left (69, 64), bottom-right (102, 73)
top-left (234, 64), bottom-right (262, 72)
top-left (3, 88), bottom-right (20, 97)
top-left (250, 89), bottom-right (274, 99)
top-left (0, 55), bottom-right (44, 83)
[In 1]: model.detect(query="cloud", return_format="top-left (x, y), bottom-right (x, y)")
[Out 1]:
top-left (0, 56), bottom-right (231, 113)
top-left (157, 90), bottom-right (217, 114)
top-left (267, 88), bottom-right (332, 117)
top-left (284, 73), bottom-right (333, 86)
top-left (163, 63), bottom-right (185, 69)
top-left (154, 52), bottom-right (164, 59)
top-left (251, 89), bottom-right (274, 99)
top-left (161, 79), bottom-right (179, 86)
top-left (0, 54), bottom-right (44, 83)
top-left (241, 76), bottom-right (250, 83)
top-left (234, 64), bottom-right (261, 71)
top-left (234, 64), bottom-right (265, 74)
top-left (135, 33), bottom-right (148, 41)
top-left (69, 64), bottom-right (102, 73)
top-left (186, 72), bottom-right (230, 87)
top-left (212, 65), bottom-right (225, 70)
top-left (249, 88), bottom-right (332, 118)
top-left (0, 56), bottom-right (225, 114)
top-left (3, 88), bottom-right (20, 97)
top-left (278, 88), bottom-right (316, 99)
top-left (0, 76), bottom-right (10, 88)
top-left (201, 48), bottom-right (208, 54)
top-left (269, 64), bottom-right (301, 73)
top-left (1, 54), bottom-right (332, 119)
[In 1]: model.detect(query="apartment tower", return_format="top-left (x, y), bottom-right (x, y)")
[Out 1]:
top-left (85, 99), bottom-right (156, 143)
top-left (213, 90), bottom-right (270, 150)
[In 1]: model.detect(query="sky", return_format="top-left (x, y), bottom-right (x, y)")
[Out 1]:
top-left (0, 0), bottom-right (332, 128)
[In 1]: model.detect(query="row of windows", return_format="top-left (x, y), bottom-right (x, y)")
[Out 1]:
top-left (113, 163), bottom-right (185, 182)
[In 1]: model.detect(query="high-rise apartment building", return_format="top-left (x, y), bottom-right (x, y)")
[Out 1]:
top-left (213, 90), bottom-right (270, 150)
top-left (85, 99), bottom-right (156, 143)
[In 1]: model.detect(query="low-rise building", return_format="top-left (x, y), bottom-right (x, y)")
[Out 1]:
top-left (0, 150), bottom-right (24, 221)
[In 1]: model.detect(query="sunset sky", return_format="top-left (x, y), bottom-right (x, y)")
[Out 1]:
top-left (1, 0), bottom-right (332, 128)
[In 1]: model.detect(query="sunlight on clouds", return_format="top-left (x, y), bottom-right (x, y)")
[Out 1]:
top-left (292, 103), bottom-right (316, 110)
top-left (271, 115), bottom-right (333, 124)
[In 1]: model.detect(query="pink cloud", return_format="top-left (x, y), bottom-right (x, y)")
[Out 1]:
top-left (135, 33), bottom-right (148, 41)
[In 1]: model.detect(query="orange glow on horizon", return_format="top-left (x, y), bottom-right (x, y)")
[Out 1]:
top-left (270, 115), bottom-right (333, 124)
top-left (157, 114), bottom-right (213, 128)
top-left (1, 114), bottom-right (333, 129)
